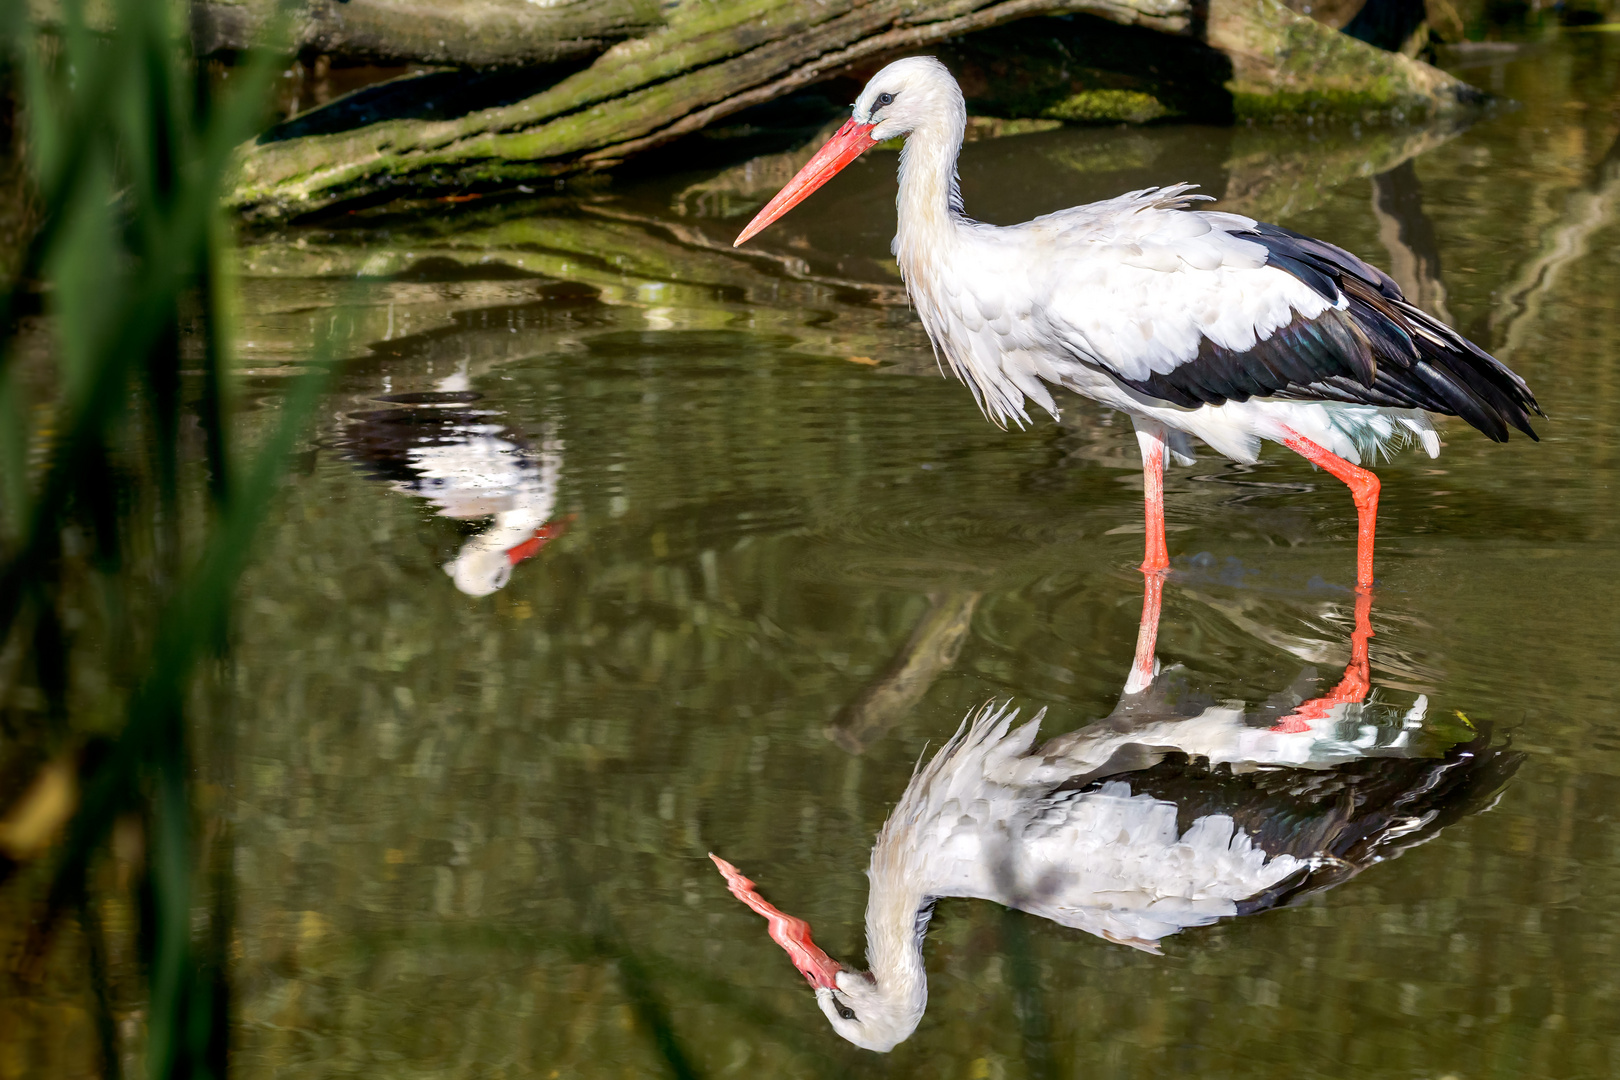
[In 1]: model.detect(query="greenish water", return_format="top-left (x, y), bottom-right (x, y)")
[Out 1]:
top-left (16, 27), bottom-right (1620, 1080)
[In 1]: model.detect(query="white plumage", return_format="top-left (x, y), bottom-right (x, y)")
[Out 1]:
top-left (735, 57), bottom-right (1540, 597)
top-left (338, 371), bottom-right (568, 597)
top-left (712, 671), bottom-right (1499, 1052)
top-left (913, 184), bottom-right (1447, 468)
top-left (719, 68), bottom-right (1538, 1041)
top-left (873, 703), bottom-right (1309, 954)
top-left (403, 423), bottom-right (565, 596)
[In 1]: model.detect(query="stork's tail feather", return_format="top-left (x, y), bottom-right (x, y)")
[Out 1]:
top-left (1106, 726), bottom-right (1524, 918)
top-left (1245, 222), bottom-right (1543, 442)
top-left (1345, 278), bottom-right (1542, 442)
top-left (885, 701), bottom-right (1045, 833)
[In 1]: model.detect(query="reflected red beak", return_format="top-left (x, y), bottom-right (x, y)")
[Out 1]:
top-left (733, 119), bottom-right (879, 247)
top-left (504, 516), bottom-right (573, 566)
top-left (709, 853), bottom-right (844, 990)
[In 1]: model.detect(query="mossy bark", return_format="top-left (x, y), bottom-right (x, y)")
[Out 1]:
top-left (224, 0), bottom-right (1479, 220)
top-left (227, 0), bottom-right (1192, 220)
top-left (1209, 0), bottom-right (1474, 120)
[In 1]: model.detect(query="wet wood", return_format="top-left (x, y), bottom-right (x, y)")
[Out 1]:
top-left (28, 0), bottom-right (666, 67)
top-left (1207, 0), bottom-right (1471, 119)
top-left (196, 0), bottom-right (665, 67)
top-left (223, 0), bottom-right (1479, 220)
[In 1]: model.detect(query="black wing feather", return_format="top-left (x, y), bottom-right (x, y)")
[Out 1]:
top-left (1089, 733), bottom-right (1523, 918)
top-left (1105, 220), bottom-right (1544, 442)
top-left (1120, 309), bottom-right (1378, 409)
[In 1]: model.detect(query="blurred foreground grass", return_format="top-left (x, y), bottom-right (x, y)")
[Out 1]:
top-left (0, 2), bottom-right (316, 1076)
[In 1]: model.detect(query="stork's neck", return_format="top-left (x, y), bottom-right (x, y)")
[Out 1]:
top-left (862, 847), bottom-right (933, 1032)
top-left (893, 107), bottom-right (969, 285)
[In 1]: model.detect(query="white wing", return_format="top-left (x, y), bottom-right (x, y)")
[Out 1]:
top-left (873, 703), bottom-right (1303, 950)
top-left (923, 186), bottom-right (1340, 428)
top-left (1025, 186), bottom-right (1339, 378)
top-left (1013, 783), bottom-right (1303, 950)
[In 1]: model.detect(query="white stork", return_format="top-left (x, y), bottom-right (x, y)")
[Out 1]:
top-left (735, 57), bottom-right (1541, 693)
top-left (710, 582), bottom-right (1518, 1052)
top-left (339, 375), bottom-right (569, 597)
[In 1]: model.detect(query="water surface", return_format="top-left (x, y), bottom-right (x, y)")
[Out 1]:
top-left (31, 27), bottom-right (1620, 1080)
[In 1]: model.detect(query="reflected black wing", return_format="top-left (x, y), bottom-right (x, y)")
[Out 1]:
top-left (1091, 731), bottom-right (1523, 916)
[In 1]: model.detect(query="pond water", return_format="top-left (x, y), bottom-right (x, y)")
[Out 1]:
top-left (33, 26), bottom-right (1620, 1080)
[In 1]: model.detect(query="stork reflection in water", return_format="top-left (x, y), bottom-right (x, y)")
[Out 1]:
top-left (711, 578), bottom-right (1520, 1052)
top-left (339, 380), bottom-right (568, 597)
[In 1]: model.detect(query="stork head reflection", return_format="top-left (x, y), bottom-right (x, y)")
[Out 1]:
top-left (713, 581), bottom-right (1520, 1052)
top-left (710, 853), bottom-right (919, 1051)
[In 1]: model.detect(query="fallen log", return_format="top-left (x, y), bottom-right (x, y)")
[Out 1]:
top-left (195, 0), bottom-right (666, 67)
top-left (828, 591), bottom-right (982, 754)
top-left (1208, 0), bottom-right (1467, 119)
top-left (28, 0), bottom-right (667, 67)
top-left (225, 0), bottom-right (1481, 221)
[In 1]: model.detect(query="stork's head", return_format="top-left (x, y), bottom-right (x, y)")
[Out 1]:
top-left (444, 543), bottom-right (517, 597)
top-left (709, 853), bottom-right (923, 1052)
top-left (850, 56), bottom-right (963, 144)
top-left (443, 518), bottom-right (567, 596)
top-left (734, 56), bottom-right (964, 247)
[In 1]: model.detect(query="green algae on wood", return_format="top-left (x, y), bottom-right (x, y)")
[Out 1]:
top-left (1209, 0), bottom-right (1476, 122)
top-left (225, 0), bottom-right (1479, 220)
top-left (225, 0), bottom-right (1194, 220)
top-left (200, 0), bottom-right (667, 66)
top-left (1043, 89), bottom-right (1173, 124)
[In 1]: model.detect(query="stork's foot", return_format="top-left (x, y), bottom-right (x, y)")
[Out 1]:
top-left (1269, 588), bottom-right (1374, 732)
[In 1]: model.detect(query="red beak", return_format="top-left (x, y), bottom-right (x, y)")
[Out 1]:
top-left (709, 853), bottom-right (844, 990)
top-left (504, 515), bottom-right (573, 566)
top-left (733, 119), bottom-right (879, 247)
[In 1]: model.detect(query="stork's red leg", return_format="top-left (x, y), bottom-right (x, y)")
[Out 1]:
top-left (1270, 588), bottom-right (1373, 731)
top-left (1124, 572), bottom-right (1164, 695)
top-left (1136, 425), bottom-right (1170, 574)
top-left (1125, 425), bottom-right (1170, 694)
top-left (1269, 428), bottom-right (1379, 732)
top-left (1279, 429), bottom-right (1381, 593)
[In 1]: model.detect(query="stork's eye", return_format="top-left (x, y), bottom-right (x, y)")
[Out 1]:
top-left (833, 998), bottom-right (859, 1022)
top-left (875, 92), bottom-right (895, 107)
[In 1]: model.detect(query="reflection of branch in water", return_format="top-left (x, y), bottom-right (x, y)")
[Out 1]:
top-left (677, 118), bottom-right (1064, 221)
top-left (1220, 120), bottom-right (1465, 221)
top-left (827, 591), bottom-right (981, 754)
top-left (1371, 159), bottom-right (1451, 324)
top-left (675, 122), bottom-right (845, 220)
top-left (1492, 132), bottom-right (1620, 358)
top-left (580, 202), bottom-right (910, 307)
